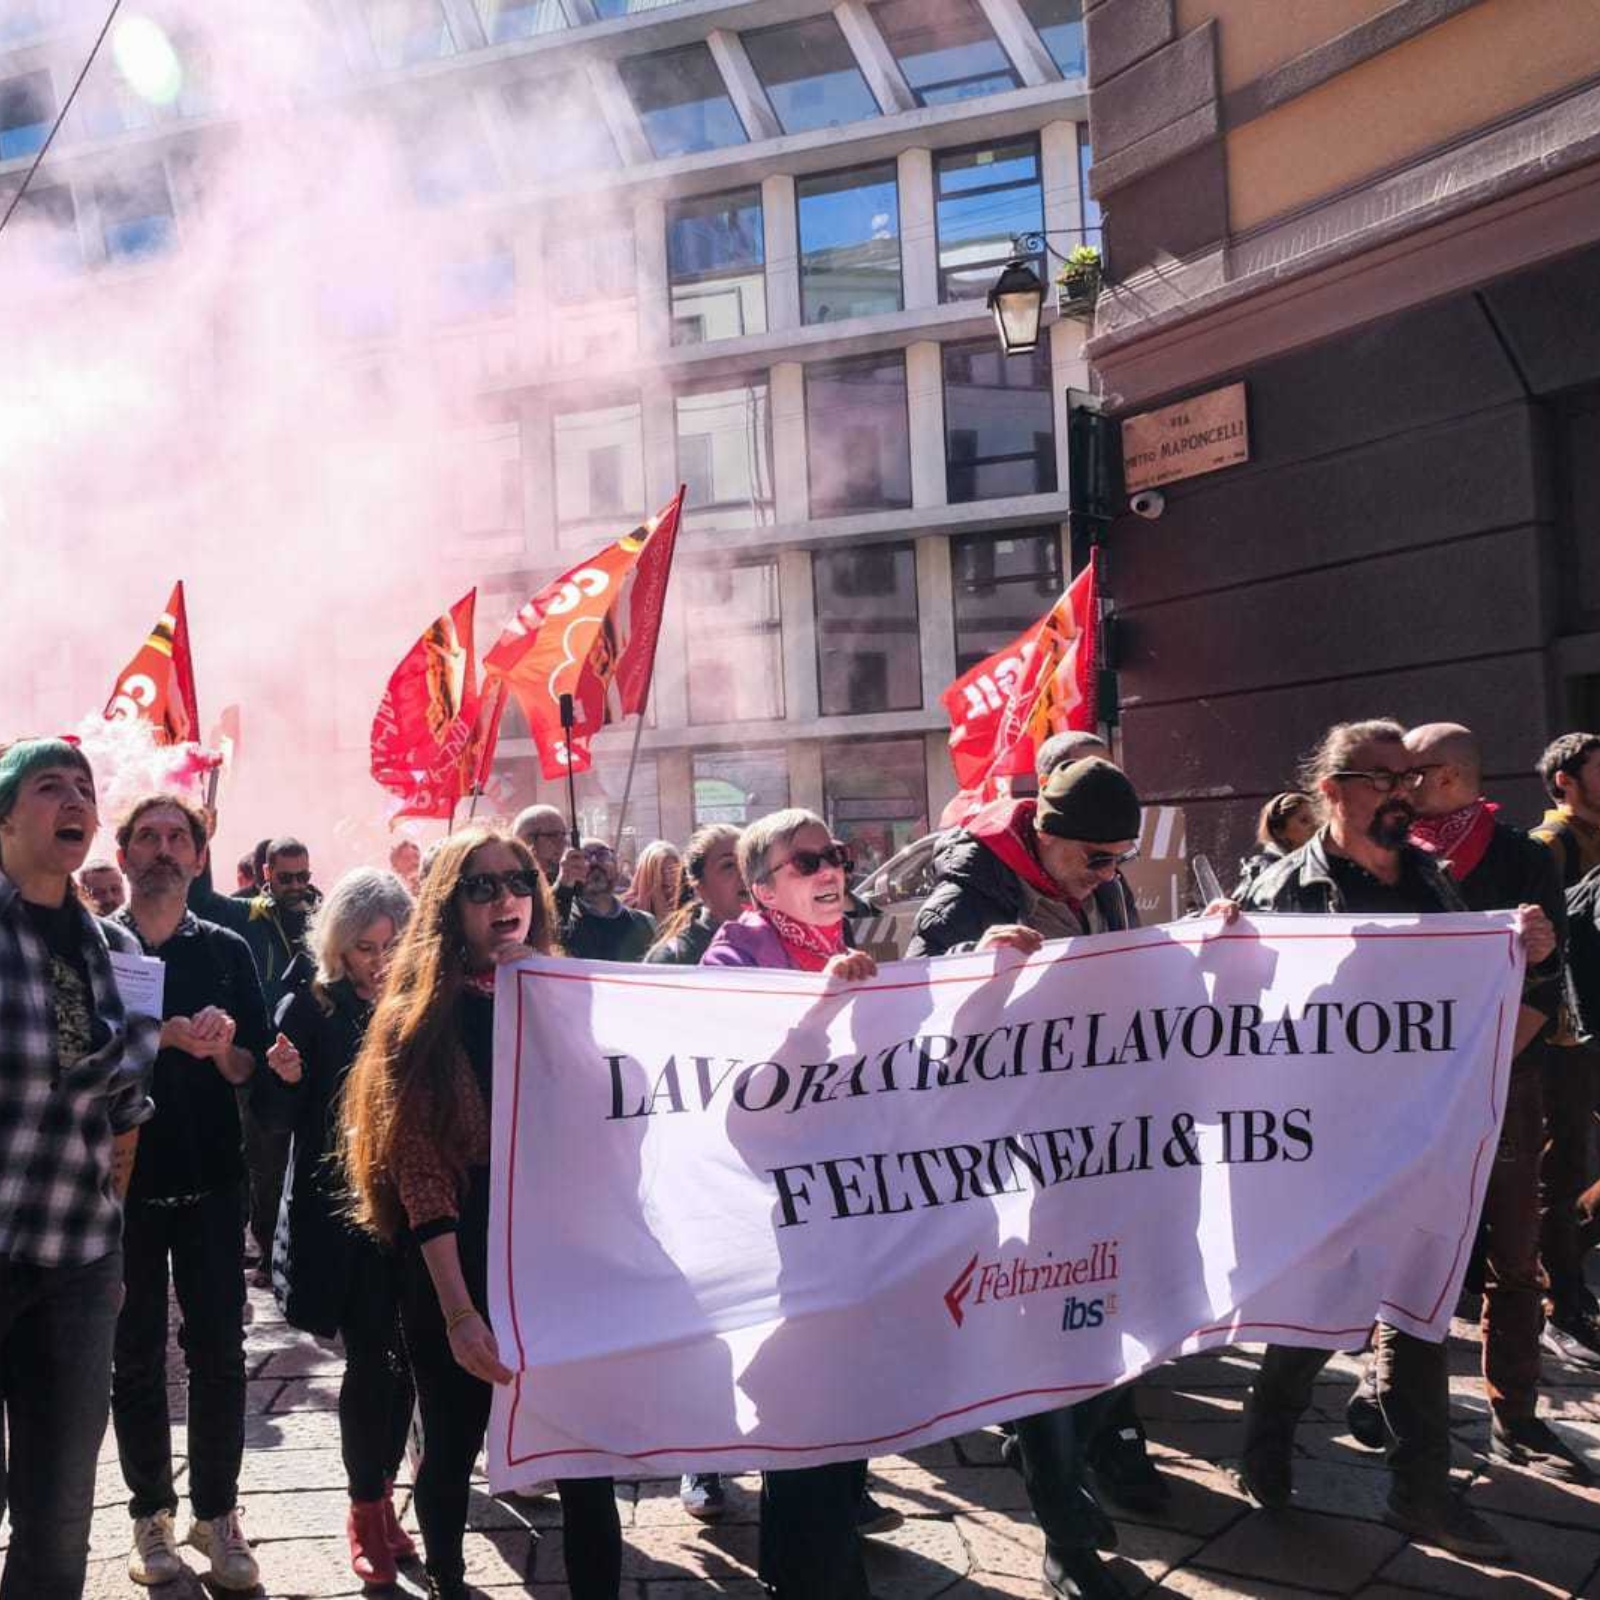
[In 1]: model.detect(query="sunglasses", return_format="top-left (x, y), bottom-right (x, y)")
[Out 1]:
top-left (273, 870), bottom-right (313, 886)
top-left (759, 842), bottom-right (854, 883)
top-left (458, 869), bottom-right (541, 905)
top-left (1083, 846), bottom-right (1140, 873)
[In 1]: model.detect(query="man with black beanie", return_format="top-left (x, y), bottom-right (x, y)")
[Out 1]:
top-left (907, 757), bottom-right (1150, 1600)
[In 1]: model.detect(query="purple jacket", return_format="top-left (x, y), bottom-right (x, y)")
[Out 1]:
top-left (700, 910), bottom-right (795, 970)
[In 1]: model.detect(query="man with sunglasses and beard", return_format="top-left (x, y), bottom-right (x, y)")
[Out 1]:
top-left (562, 837), bottom-right (656, 963)
top-left (1233, 718), bottom-right (1555, 1560)
top-left (906, 759), bottom-right (1147, 1600)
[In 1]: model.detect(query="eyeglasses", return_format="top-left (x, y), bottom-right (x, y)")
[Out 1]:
top-left (1330, 769), bottom-right (1425, 794)
top-left (1083, 846), bottom-right (1140, 873)
top-left (757, 843), bottom-right (854, 883)
top-left (273, 870), bottom-right (313, 886)
top-left (457, 869), bottom-right (541, 904)
top-left (529, 829), bottom-right (567, 841)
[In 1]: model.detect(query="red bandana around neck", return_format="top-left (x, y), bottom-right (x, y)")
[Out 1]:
top-left (1410, 798), bottom-right (1499, 881)
top-left (761, 906), bottom-right (846, 972)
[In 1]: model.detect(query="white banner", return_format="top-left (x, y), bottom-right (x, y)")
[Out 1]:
top-left (486, 913), bottom-right (1522, 1486)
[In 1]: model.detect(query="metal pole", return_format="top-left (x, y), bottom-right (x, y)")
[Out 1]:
top-left (559, 693), bottom-right (580, 848)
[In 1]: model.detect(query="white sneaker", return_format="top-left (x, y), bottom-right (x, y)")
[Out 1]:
top-left (128, 1509), bottom-right (184, 1585)
top-left (187, 1507), bottom-right (260, 1591)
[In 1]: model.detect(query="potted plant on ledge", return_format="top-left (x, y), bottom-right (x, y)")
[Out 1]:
top-left (1056, 245), bottom-right (1102, 314)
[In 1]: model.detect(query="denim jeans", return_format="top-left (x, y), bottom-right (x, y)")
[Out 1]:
top-left (0, 1249), bottom-right (123, 1600)
top-left (112, 1186), bottom-right (246, 1521)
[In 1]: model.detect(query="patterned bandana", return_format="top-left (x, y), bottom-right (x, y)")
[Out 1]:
top-left (463, 968), bottom-right (497, 996)
top-left (760, 906), bottom-right (846, 972)
top-left (1410, 799), bottom-right (1499, 881)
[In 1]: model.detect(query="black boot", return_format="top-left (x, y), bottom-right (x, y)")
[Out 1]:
top-left (1043, 1544), bottom-right (1133, 1599)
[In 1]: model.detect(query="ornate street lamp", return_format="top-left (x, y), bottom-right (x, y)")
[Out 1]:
top-left (987, 255), bottom-right (1046, 356)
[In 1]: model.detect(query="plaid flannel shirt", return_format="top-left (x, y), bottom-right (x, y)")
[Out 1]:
top-left (0, 869), bottom-right (158, 1267)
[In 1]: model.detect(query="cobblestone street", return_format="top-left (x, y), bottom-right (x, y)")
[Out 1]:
top-left (17, 1281), bottom-right (1597, 1600)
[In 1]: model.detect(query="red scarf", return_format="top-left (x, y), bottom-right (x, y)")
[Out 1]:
top-left (1410, 799), bottom-right (1498, 881)
top-left (761, 907), bottom-right (846, 972)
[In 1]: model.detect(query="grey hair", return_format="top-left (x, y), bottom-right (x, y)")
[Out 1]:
top-left (308, 868), bottom-right (413, 987)
top-left (737, 808), bottom-right (827, 891)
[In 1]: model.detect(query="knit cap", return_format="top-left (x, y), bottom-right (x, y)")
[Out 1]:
top-left (1035, 758), bottom-right (1141, 844)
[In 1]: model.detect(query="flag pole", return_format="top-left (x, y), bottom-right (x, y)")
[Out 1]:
top-left (612, 486), bottom-right (684, 856)
top-left (559, 694), bottom-right (580, 848)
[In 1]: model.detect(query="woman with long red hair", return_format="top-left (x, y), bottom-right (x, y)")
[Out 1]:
top-left (342, 826), bottom-right (620, 1600)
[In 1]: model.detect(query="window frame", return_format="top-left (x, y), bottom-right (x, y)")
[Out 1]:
top-left (941, 337), bottom-right (1059, 504)
top-left (811, 541), bottom-right (923, 717)
top-left (795, 158), bottom-right (904, 327)
top-left (742, 13), bottom-right (880, 136)
top-left (803, 350), bottom-right (914, 518)
top-left (949, 527), bottom-right (1066, 674)
top-left (869, 0), bottom-right (1021, 108)
top-left (682, 559), bottom-right (787, 725)
top-left (932, 135), bottom-right (1045, 305)
top-left (619, 41), bottom-right (748, 159)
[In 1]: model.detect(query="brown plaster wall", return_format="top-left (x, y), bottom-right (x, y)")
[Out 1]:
top-left (1225, 0), bottom-right (1600, 232)
top-left (1175, 0), bottom-right (1394, 93)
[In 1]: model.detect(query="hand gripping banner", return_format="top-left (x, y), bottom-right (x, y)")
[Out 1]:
top-left (486, 913), bottom-right (1522, 1485)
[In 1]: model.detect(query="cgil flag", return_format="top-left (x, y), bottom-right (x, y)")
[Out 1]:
top-left (941, 552), bottom-right (1099, 798)
top-left (370, 590), bottom-right (488, 822)
top-left (104, 580), bottom-right (201, 745)
top-left (484, 489), bottom-right (683, 781)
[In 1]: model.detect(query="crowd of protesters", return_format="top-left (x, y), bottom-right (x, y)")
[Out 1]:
top-left (3, 717), bottom-right (1600, 1600)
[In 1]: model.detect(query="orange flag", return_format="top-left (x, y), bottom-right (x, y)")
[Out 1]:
top-left (370, 591), bottom-right (483, 821)
top-left (484, 489), bottom-right (683, 781)
top-left (104, 581), bottom-right (201, 745)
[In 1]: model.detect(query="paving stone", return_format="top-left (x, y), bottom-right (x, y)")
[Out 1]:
top-left (1107, 1522), bottom-right (1205, 1594)
top-left (244, 1409), bottom-right (347, 1449)
top-left (1379, 1508), bottom-right (1600, 1598)
top-left (1465, 1454), bottom-right (1600, 1528)
top-left (235, 1446), bottom-right (350, 1493)
top-left (632, 1474), bottom-right (761, 1527)
top-left (1118, 1452), bottom-right (1255, 1539)
top-left (873, 1463), bottom-right (1035, 1517)
top-left (1191, 1507), bottom-right (1405, 1590)
top-left (955, 1510), bottom-right (1043, 1580)
top-left (461, 1526), bottom-right (535, 1587)
top-left (257, 1344), bottom-right (347, 1379)
top-left (271, 1376), bottom-right (344, 1411)
top-left (864, 1517), bottom-right (973, 1595)
top-left (237, 1488), bottom-right (355, 1541)
top-left (1139, 1387), bottom-right (1247, 1424)
top-left (1153, 1571), bottom-right (1338, 1598)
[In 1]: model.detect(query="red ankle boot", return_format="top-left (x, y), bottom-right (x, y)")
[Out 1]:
top-left (382, 1481), bottom-right (417, 1561)
top-left (347, 1499), bottom-right (398, 1585)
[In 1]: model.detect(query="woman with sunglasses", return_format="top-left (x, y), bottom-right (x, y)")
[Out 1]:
top-left (257, 868), bottom-right (416, 1586)
top-left (701, 809), bottom-right (879, 1599)
top-left (341, 828), bottom-right (621, 1600)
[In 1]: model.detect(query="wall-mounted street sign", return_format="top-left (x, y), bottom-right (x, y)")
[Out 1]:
top-left (1121, 381), bottom-right (1249, 491)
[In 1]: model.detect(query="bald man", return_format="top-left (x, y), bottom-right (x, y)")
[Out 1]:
top-left (1377, 723), bottom-right (1585, 1480)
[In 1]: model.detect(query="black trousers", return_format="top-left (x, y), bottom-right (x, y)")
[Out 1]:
top-left (0, 1249), bottom-right (123, 1600)
top-left (339, 1243), bottom-right (414, 1503)
top-left (1010, 1387), bottom-right (1128, 1551)
top-left (398, 1200), bottom-right (620, 1597)
top-left (113, 1186), bottom-right (247, 1521)
top-left (759, 1461), bottom-right (872, 1600)
top-left (241, 1101), bottom-right (291, 1267)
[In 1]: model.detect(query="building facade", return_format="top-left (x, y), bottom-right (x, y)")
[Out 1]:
top-left (1081, 0), bottom-right (1600, 864)
top-left (1, 0), bottom-right (1101, 871)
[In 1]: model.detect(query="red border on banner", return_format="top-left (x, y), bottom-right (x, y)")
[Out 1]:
top-left (498, 926), bottom-right (1515, 1471)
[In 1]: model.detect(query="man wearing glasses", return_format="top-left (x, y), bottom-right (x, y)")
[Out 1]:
top-left (562, 838), bottom-right (657, 963)
top-left (1235, 718), bottom-right (1556, 1560)
top-left (905, 757), bottom-right (1147, 1600)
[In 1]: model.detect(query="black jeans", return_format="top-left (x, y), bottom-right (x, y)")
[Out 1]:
top-left (759, 1461), bottom-right (872, 1599)
top-left (339, 1243), bottom-right (414, 1502)
top-left (241, 1098), bottom-right (291, 1267)
top-left (1246, 1326), bottom-right (1450, 1504)
top-left (398, 1201), bottom-right (620, 1596)
top-left (112, 1186), bottom-right (247, 1521)
top-left (0, 1249), bottom-right (123, 1600)
top-left (1010, 1388), bottom-right (1124, 1552)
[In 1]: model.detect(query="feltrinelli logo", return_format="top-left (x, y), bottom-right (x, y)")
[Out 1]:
top-left (943, 1239), bottom-right (1121, 1328)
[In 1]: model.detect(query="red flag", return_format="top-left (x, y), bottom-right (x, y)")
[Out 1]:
top-left (371, 591), bottom-right (482, 821)
top-left (484, 489), bottom-right (683, 781)
top-left (104, 581), bottom-right (200, 745)
top-left (941, 552), bottom-right (1099, 797)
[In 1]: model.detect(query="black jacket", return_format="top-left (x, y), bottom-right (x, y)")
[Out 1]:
top-left (564, 899), bottom-right (656, 963)
top-left (907, 831), bottom-right (1138, 958)
top-left (1240, 831), bottom-right (1465, 916)
top-left (1456, 821), bottom-right (1566, 1027)
top-left (644, 907), bottom-right (719, 967)
top-left (253, 978), bottom-right (377, 1337)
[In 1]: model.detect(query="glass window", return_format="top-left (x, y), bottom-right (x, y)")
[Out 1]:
top-left (684, 563), bottom-right (785, 724)
top-left (871, 0), bottom-right (1020, 106)
top-left (823, 738), bottom-right (929, 871)
top-left (501, 76), bottom-right (618, 179)
top-left (1080, 128), bottom-right (1102, 248)
top-left (431, 238), bottom-right (515, 324)
top-left (0, 72), bottom-right (53, 160)
top-left (744, 16), bottom-right (878, 136)
top-left (596, 0), bottom-right (684, 14)
top-left (943, 339), bottom-right (1057, 503)
top-left (476, 0), bottom-right (565, 43)
top-left (393, 101), bottom-right (497, 204)
top-left (554, 400), bottom-right (645, 537)
top-left (1021, 0), bottom-right (1085, 77)
top-left (805, 353), bottom-right (911, 516)
top-left (575, 755), bottom-right (659, 863)
top-left (813, 545), bottom-right (921, 716)
top-left (676, 380), bottom-right (775, 531)
top-left (667, 189), bottom-right (765, 346)
top-left (797, 163), bottom-right (900, 325)
top-left (693, 748), bottom-right (790, 827)
top-left (620, 44), bottom-right (746, 158)
top-left (935, 139), bottom-right (1044, 303)
top-left (364, 0), bottom-right (455, 69)
top-left (951, 529), bottom-right (1064, 672)
top-left (97, 166), bottom-right (175, 261)
top-left (546, 216), bottom-right (637, 366)
top-left (8, 183), bottom-right (79, 273)
top-left (455, 426), bottom-right (523, 553)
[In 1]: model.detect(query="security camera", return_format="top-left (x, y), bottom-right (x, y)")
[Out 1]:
top-left (1129, 489), bottom-right (1165, 520)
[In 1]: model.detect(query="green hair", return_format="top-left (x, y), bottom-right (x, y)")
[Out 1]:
top-left (0, 739), bottom-right (95, 825)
